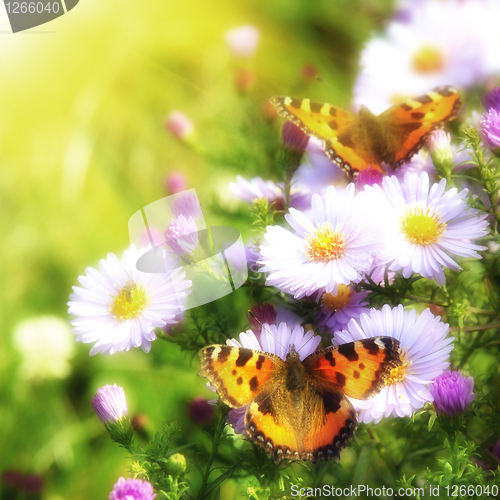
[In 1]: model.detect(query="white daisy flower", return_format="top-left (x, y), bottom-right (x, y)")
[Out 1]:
top-left (354, 0), bottom-right (499, 113)
top-left (224, 322), bottom-right (321, 434)
top-left (68, 244), bottom-right (191, 355)
top-left (259, 184), bottom-right (381, 299)
top-left (368, 172), bottom-right (488, 286)
top-left (333, 304), bottom-right (454, 423)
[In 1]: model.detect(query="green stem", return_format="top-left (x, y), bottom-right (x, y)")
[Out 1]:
top-left (196, 414), bottom-right (227, 500)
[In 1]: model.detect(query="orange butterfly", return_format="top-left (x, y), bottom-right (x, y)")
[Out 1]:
top-left (199, 336), bottom-right (401, 462)
top-left (271, 86), bottom-right (462, 179)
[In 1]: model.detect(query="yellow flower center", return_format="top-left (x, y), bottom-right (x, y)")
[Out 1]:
top-left (412, 45), bottom-right (445, 74)
top-left (323, 285), bottom-right (351, 310)
top-left (305, 222), bottom-right (345, 261)
top-left (385, 349), bottom-right (409, 385)
top-left (401, 206), bottom-right (445, 245)
top-left (110, 280), bottom-right (147, 320)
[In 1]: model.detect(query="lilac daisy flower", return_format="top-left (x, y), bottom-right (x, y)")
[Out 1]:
top-left (92, 384), bottom-right (129, 424)
top-left (109, 477), bottom-right (156, 500)
top-left (223, 322), bottom-right (321, 434)
top-left (68, 245), bottom-right (191, 355)
top-left (368, 172), bottom-right (488, 286)
top-left (429, 370), bottom-right (476, 416)
top-left (317, 285), bottom-right (369, 334)
top-left (259, 184), bottom-right (381, 299)
top-left (480, 108), bottom-right (500, 151)
top-left (333, 304), bottom-right (453, 423)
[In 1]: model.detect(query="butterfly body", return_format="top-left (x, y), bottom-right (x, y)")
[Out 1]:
top-left (271, 86), bottom-right (462, 178)
top-left (199, 337), bottom-right (401, 462)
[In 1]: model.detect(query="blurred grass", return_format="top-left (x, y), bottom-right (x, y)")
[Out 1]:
top-left (0, 0), bottom-right (394, 498)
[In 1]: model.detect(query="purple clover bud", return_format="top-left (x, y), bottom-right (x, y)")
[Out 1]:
top-left (165, 111), bottom-right (194, 140)
top-left (109, 477), bottom-right (156, 500)
top-left (188, 396), bottom-right (214, 425)
top-left (92, 384), bottom-right (129, 424)
top-left (482, 86), bottom-right (500, 112)
top-left (429, 370), bottom-right (476, 417)
top-left (282, 121), bottom-right (309, 154)
top-left (165, 172), bottom-right (187, 194)
top-left (247, 303), bottom-right (277, 334)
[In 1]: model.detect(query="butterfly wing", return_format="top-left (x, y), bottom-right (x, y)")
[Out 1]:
top-left (301, 389), bottom-right (357, 462)
top-left (270, 96), bottom-right (356, 141)
top-left (271, 96), bottom-right (383, 176)
top-left (199, 345), bottom-right (283, 408)
top-left (245, 381), bottom-right (357, 462)
top-left (304, 337), bottom-right (401, 399)
top-left (378, 86), bottom-right (462, 168)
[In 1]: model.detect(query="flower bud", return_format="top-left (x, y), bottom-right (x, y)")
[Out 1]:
top-left (92, 384), bottom-right (134, 447)
top-left (429, 370), bottom-right (476, 416)
top-left (166, 454), bottom-right (187, 478)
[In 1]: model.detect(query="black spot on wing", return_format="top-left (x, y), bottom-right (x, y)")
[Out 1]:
top-left (322, 390), bottom-right (342, 414)
top-left (400, 122), bottom-right (422, 132)
top-left (353, 370), bottom-right (360, 379)
top-left (411, 112), bottom-right (425, 120)
top-left (329, 108), bottom-right (337, 116)
top-left (435, 86), bottom-right (454, 97)
top-left (236, 376), bottom-right (243, 385)
top-left (256, 355), bottom-right (265, 370)
top-left (400, 103), bottom-right (413, 111)
top-left (337, 130), bottom-right (355, 149)
top-left (249, 376), bottom-right (259, 392)
top-left (324, 351), bottom-right (336, 367)
top-left (338, 343), bottom-right (359, 362)
top-left (310, 102), bottom-right (322, 113)
top-left (232, 369), bottom-right (237, 376)
top-left (290, 98), bottom-right (302, 109)
top-left (328, 120), bottom-right (338, 130)
top-left (415, 94), bottom-right (433, 104)
top-left (236, 350), bottom-right (253, 367)
top-left (204, 346), bottom-right (215, 357)
top-left (359, 363), bottom-right (365, 370)
top-left (335, 372), bottom-right (346, 387)
top-left (217, 346), bottom-right (231, 364)
top-left (361, 338), bottom-right (380, 355)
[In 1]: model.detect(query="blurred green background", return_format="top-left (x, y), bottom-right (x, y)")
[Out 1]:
top-left (0, 1), bottom-right (393, 498)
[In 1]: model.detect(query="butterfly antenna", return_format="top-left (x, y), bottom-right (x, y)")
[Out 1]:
top-left (296, 326), bottom-right (320, 358)
top-left (247, 310), bottom-right (289, 354)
